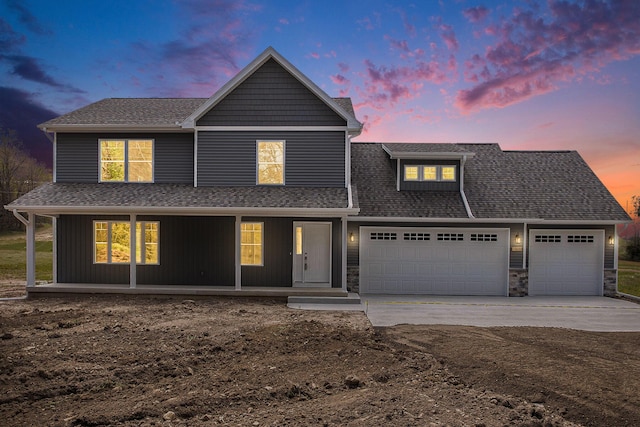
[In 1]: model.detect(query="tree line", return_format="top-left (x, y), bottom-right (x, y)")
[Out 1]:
top-left (0, 128), bottom-right (51, 231)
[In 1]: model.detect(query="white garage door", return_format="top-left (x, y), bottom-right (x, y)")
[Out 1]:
top-left (359, 227), bottom-right (509, 295)
top-left (528, 229), bottom-right (604, 296)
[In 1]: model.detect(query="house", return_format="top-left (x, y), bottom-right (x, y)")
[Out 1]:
top-left (6, 47), bottom-right (630, 297)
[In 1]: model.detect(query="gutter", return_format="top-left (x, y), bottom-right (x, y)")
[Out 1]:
top-left (6, 205), bottom-right (360, 217)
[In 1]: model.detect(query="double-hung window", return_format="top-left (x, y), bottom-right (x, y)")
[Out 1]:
top-left (257, 140), bottom-right (284, 185)
top-left (94, 221), bottom-right (159, 264)
top-left (403, 165), bottom-right (457, 182)
top-left (100, 139), bottom-right (153, 182)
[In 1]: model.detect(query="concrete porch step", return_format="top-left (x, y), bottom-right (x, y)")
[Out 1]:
top-left (287, 293), bottom-right (361, 305)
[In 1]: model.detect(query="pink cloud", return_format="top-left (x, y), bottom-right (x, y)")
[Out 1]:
top-left (338, 62), bottom-right (349, 73)
top-left (309, 52), bottom-right (320, 59)
top-left (331, 74), bottom-right (349, 85)
top-left (396, 8), bottom-right (417, 38)
top-left (356, 58), bottom-right (448, 111)
top-left (385, 35), bottom-right (410, 52)
top-left (439, 24), bottom-right (459, 51)
top-left (455, 0), bottom-right (640, 113)
top-left (463, 6), bottom-right (490, 23)
top-left (357, 12), bottom-right (381, 31)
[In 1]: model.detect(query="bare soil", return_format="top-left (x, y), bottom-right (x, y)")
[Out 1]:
top-left (1, 294), bottom-right (638, 426)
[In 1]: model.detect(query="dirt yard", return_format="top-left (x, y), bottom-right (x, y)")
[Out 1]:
top-left (1, 294), bottom-right (639, 427)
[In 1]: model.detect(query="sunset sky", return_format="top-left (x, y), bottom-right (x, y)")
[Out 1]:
top-left (1, 0), bottom-right (638, 214)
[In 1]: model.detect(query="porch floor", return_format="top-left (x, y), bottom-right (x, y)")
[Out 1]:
top-left (26, 283), bottom-right (348, 298)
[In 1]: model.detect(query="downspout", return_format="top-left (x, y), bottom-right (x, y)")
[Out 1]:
top-left (347, 183), bottom-right (353, 209)
top-left (460, 155), bottom-right (475, 219)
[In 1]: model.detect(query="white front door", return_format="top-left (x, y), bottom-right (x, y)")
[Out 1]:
top-left (293, 222), bottom-right (331, 287)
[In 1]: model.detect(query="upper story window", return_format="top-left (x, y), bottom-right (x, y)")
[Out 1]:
top-left (403, 165), bottom-right (457, 182)
top-left (257, 140), bottom-right (284, 185)
top-left (100, 139), bottom-right (153, 182)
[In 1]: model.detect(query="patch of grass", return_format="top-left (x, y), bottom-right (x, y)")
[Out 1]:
top-left (618, 260), bottom-right (640, 297)
top-left (0, 226), bottom-right (53, 281)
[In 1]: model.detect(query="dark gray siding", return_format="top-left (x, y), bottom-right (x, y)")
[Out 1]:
top-left (399, 159), bottom-right (460, 191)
top-left (57, 215), bottom-right (234, 285)
top-left (56, 134), bottom-right (99, 182)
top-left (198, 131), bottom-right (345, 187)
top-left (242, 217), bottom-right (343, 288)
top-left (56, 133), bottom-right (194, 184)
top-left (509, 224), bottom-right (525, 269)
top-left (604, 224), bottom-right (615, 269)
top-left (197, 58), bottom-right (346, 127)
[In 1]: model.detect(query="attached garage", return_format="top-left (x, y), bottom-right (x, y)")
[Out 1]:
top-left (528, 229), bottom-right (604, 296)
top-left (359, 227), bottom-right (509, 295)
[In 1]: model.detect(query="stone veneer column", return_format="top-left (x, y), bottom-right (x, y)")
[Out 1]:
top-left (509, 269), bottom-right (528, 296)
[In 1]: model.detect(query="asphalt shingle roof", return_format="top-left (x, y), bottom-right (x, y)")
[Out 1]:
top-left (7, 183), bottom-right (354, 212)
top-left (39, 97), bottom-right (357, 129)
top-left (351, 142), bottom-right (630, 221)
top-left (351, 143), bottom-right (469, 218)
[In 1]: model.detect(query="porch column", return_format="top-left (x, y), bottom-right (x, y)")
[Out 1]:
top-left (341, 216), bottom-right (348, 292)
top-left (26, 213), bottom-right (36, 288)
top-left (235, 215), bottom-right (242, 290)
top-left (130, 214), bottom-right (136, 288)
top-left (52, 217), bottom-right (57, 284)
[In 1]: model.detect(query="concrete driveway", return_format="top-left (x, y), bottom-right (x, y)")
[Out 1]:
top-left (360, 296), bottom-right (640, 332)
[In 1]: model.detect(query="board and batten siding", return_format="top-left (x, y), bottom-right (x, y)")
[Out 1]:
top-left (196, 58), bottom-right (346, 127)
top-left (197, 131), bottom-right (345, 187)
top-left (241, 217), bottom-right (343, 288)
top-left (55, 133), bottom-right (194, 184)
top-left (57, 215), bottom-right (235, 285)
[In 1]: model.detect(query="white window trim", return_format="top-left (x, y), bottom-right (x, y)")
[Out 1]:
top-left (93, 220), bottom-right (160, 265)
top-left (99, 139), bottom-right (155, 183)
top-left (256, 140), bottom-right (285, 186)
top-left (241, 221), bottom-right (264, 267)
top-left (403, 164), bottom-right (457, 182)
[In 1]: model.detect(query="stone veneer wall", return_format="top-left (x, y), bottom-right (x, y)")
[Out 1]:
top-left (603, 270), bottom-right (617, 296)
top-left (347, 266), bottom-right (359, 293)
top-left (509, 269), bottom-right (528, 297)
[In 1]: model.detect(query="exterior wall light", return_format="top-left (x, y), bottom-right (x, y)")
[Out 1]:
top-left (608, 235), bottom-right (614, 245)
top-left (514, 233), bottom-right (521, 245)
top-left (349, 232), bottom-right (355, 242)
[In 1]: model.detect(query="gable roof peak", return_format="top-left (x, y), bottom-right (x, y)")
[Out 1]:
top-left (182, 47), bottom-right (362, 135)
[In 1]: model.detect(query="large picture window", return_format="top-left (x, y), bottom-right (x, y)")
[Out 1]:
top-left (94, 221), bottom-right (159, 264)
top-left (100, 139), bottom-right (153, 182)
top-left (241, 222), bottom-right (263, 266)
top-left (257, 140), bottom-right (284, 185)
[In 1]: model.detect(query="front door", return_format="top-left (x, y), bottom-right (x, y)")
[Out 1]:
top-left (293, 222), bottom-right (331, 287)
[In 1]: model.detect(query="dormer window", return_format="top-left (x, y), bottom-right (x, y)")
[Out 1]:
top-left (404, 165), bottom-right (457, 182)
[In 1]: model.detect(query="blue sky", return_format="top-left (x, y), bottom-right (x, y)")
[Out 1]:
top-left (1, 0), bottom-right (639, 211)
